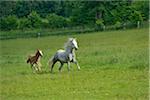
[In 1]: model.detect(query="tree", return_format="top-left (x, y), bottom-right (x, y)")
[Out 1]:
top-left (0, 15), bottom-right (18, 31)
top-left (46, 13), bottom-right (68, 28)
top-left (0, 1), bottom-right (17, 18)
top-left (0, 1), bottom-right (148, 31)
top-left (18, 17), bottom-right (31, 30)
top-left (95, 19), bottom-right (104, 31)
top-left (27, 11), bottom-right (42, 28)
top-left (132, 1), bottom-right (149, 20)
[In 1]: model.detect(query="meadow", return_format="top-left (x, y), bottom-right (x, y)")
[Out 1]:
top-left (0, 28), bottom-right (149, 100)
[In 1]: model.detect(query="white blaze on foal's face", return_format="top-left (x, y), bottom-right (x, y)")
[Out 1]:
top-left (72, 39), bottom-right (78, 50)
top-left (39, 50), bottom-right (43, 56)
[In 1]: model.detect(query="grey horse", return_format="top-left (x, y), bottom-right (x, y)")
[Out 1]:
top-left (49, 38), bottom-right (80, 72)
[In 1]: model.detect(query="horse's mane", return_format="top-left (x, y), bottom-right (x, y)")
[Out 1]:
top-left (64, 38), bottom-right (74, 49)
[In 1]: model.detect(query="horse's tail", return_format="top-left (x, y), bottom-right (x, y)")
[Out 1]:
top-left (48, 56), bottom-right (54, 69)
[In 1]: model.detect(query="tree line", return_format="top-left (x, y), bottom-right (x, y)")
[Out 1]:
top-left (0, 1), bottom-right (149, 31)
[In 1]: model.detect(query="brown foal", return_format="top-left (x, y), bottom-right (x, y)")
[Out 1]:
top-left (27, 49), bottom-right (43, 73)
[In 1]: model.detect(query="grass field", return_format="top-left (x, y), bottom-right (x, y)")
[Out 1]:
top-left (0, 28), bottom-right (149, 100)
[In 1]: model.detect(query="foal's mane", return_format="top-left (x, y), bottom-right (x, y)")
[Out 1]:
top-left (35, 49), bottom-right (43, 56)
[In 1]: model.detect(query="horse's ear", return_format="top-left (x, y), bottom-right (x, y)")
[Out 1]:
top-left (72, 37), bottom-right (76, 40)
top-left (69, 38), bottom-right (73, 41)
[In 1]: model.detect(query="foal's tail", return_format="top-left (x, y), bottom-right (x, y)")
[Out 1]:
top-left (26, 55), bottom-right (32, 63)
top-left (27, 58), bottom-right (30, 63)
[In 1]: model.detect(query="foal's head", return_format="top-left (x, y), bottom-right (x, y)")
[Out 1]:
top-left (36, 49), bottom-right (43, 57)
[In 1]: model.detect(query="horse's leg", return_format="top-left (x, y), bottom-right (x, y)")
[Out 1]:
top-left (59, 62), bottom-right (64, 72)
top-left (73, 60), bottom-right (80, 70)
top-left (51, 61), bottom-right (57, 73)
top-left (67, 61), bottom-right (71, 71)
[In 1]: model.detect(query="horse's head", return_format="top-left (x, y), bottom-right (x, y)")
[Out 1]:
top-left (37, 49), bottom-right (43, 57)
top-left (69, 38), bottom-right (78, 50)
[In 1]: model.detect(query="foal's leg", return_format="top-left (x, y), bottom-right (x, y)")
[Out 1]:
top-left (34, 64), bottom-right (39, 72)
top-left (37, 62), bottom-right (42, 72)
top-left (36, 65), bottom-right (41, 72)
top-left (31, 64), bottom-right (36, 73)
top-left (59, 62), bottom-right (64, 72)
top-left (38, 66), bottom-right (42, 72)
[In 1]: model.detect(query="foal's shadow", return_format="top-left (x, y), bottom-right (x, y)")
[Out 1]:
top-left (37, 70), bottom-right (50, 74)
top-left (19, 70), bottom-right (51, 75)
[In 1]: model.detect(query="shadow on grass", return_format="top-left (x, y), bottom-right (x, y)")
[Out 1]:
top-left (19, 70), bottom-right (58, 75)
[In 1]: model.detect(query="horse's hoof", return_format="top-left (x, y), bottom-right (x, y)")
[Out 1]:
top-left (78, 68), bottom-right (80, 71)
top-left (59, 70), bottom-right (62, 72)
top-left (50, 71), bottom-right (53, 73)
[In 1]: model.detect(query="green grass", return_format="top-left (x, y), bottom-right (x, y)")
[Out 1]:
top-left (0, 28), bottom-right (149, 100)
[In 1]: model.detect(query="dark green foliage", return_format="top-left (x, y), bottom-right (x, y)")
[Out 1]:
top-left (18, 18), bottom-right (31, 30)
top-left (41, 19), bottom-right (49, 28)
top-left (132, 1), bottom-right (149, 20)
top-left (46, 13), bottom-right (69, 28)
top-left (95, 19), bottom-right (105, 31)
top-left (13, 1), bottom-right (57, 18)
top-left (27, 11), bottom-right (42, 28)
top-left (129, 10), bottom-right (143, 24)
top-left (0, 1), bottom-right (149, 31)
top-left (114, 21), bottom-right (122, 30)
top-left (0, 15), bottom-right (18, 31)
top-left (0, 1), bottom-right (17, 18)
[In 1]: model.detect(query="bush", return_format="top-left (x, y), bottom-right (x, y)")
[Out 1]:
top-left (65, 18), bottom-right (72, 27)
top-left (95, 19), bottom-right (105, 31)
top-left (18, 17), bottom-right (31, 30)
top-left (41, 19), bottom-right (49, 28)
top-left (46, 13), bottom-right (69, 28)
top-left (27, 11), bottom-right (42, 28)
top-left (129, 10), bottom-right (143, 25)
top-left (114, 21), bottom-right (122, 30)
top-left (0, 15), bottom-right (18, 31)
